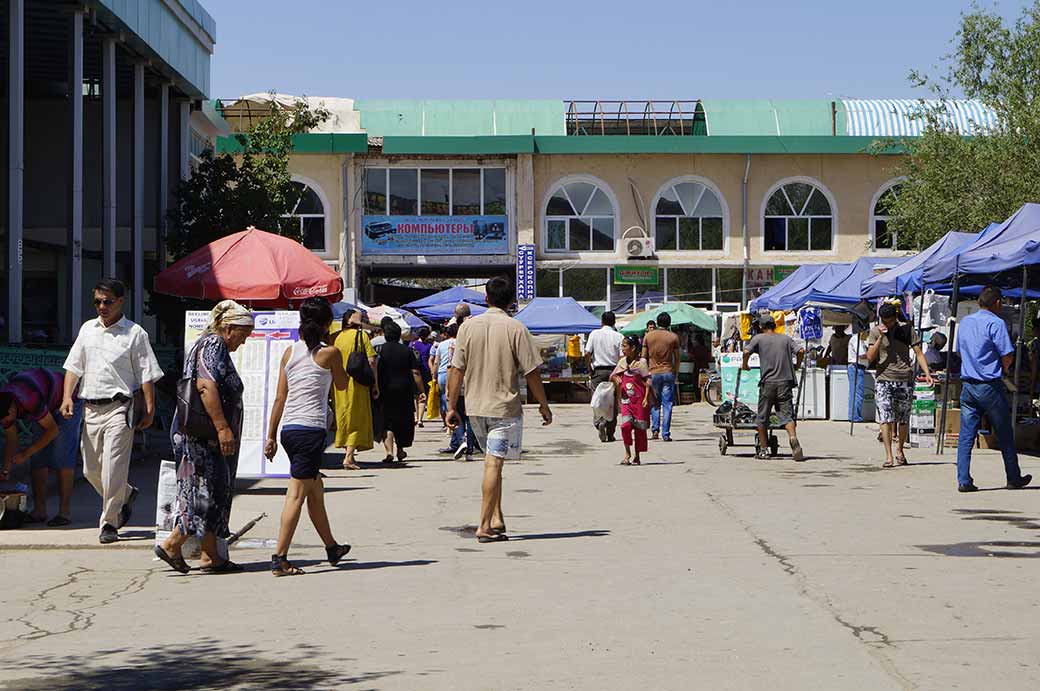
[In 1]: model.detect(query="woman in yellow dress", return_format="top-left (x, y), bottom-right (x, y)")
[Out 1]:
top-left (333, 309), bottom-right (378, 469)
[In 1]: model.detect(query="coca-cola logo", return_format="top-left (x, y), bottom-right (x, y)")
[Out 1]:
top-left (183, 262), bottom-right (211, 279)
top-left (291, 284), bottom-right (328, 297)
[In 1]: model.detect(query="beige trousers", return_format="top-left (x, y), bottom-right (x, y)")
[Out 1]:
top-left (80, 401), bottom-right (133, 530)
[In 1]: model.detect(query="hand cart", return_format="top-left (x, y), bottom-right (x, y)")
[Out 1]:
top-left (715, 362), bottom-right (779, 456)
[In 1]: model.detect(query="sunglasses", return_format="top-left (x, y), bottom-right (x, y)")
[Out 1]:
top-left (93, 298), bottom-right (117, 307)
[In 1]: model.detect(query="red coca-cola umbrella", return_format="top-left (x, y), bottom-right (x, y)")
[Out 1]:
top-left (154, 227), bottom-right (343, 307)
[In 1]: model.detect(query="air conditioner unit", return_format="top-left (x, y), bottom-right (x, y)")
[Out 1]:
top-left (625, 236), bottom-right (654, 258)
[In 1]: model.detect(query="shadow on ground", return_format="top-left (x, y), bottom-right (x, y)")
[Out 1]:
top-left (0, 639), bottom-right (402, 690)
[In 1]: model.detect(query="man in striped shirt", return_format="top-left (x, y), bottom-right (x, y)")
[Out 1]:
top-left (0, 368), bottom-right (83, 526)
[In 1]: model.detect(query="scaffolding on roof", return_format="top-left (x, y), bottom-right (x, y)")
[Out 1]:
top-left (565, 100), bottom-right (707, 136)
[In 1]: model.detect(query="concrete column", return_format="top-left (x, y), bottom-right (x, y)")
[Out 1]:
top-left (102, 38), bottom-right (117, 278)
top-left (158, 83), bottom-right (169, 268)
top-left (131, 62), bottom-right (145, 321)
top-left (67, 9), bottom-right (85, 336)
top-left (340, 155), bottom-right (353, 291)
top-left (515, 153), bottom-right (535, 246)
top-left (7, 0), bottom-right (24, 343)
top-left (179, 101), bottom-right (191, 181)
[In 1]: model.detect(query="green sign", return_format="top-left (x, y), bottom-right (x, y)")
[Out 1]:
top-left (773, 265), bottom-right (798, 283)
top-left (613, 266), bottom-right (660, 285)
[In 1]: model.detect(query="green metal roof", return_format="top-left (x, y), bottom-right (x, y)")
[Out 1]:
top-left (216, 133), bottom-right (368, 154)
top-left (354, 100), bottom-right (566, 137)
top-left (531, 135), bottom-right (901, 155)
top-left (698, 100), bottom-right (846, 136)
top-left (381, 136), bottom-right (534, 154)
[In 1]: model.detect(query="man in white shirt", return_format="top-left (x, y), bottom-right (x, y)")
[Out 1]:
top-left (847, 329), bottom-right (869, 423)
top-left (584, 312), bottom-right (624, 442)
top-left (62, 279), bottom-right (163, 544)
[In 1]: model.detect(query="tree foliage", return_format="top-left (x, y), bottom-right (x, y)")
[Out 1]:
top-left (150, 97), bottom-right (329, 341)
top-left (887, 1), bottom-right (1040, 249)
top-left (165, 97), bottom-right (330, 259)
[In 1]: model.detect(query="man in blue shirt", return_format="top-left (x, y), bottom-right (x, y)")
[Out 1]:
top-left (955, 286), bottom-right (1031, 492)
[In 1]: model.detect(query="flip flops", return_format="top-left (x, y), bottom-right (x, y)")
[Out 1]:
top-left (154, 545), bottom-right (191, 574)
top-left (200, 560), bottom-right (245, 574)
top-left (477, 533), bottom-right (509, 543)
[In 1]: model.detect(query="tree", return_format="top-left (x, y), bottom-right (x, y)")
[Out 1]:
top-left (165, 97), bottom-right (330, 259)
top-left (885, 2), bottom-right (1040, 249)
top-left (150, 96), bottom-right (329, 340)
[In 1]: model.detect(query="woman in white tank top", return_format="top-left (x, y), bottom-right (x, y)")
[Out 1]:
top-left (264, 298), bottom-right (351, 576)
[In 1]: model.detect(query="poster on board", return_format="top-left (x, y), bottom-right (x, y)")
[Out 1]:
top-left (184, 311), bottom-right (300, 478)
top-left (360, 215), bottom-right (509, 255)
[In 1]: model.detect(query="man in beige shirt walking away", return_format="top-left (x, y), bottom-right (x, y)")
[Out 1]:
top-left (447, 276), bottom-right (552, 543)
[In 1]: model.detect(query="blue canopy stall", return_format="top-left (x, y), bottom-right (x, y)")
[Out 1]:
top-left (403, 286), bottom-right (487, 310)
top-left (804, 256), bottom-right (909, 309)
top-left (748, 264), bottom-right (828, 312)
top-left (861, 232), bottom-right (976, 299)
top-left (514, 297), bottom-right (602, 334)
top-left (414, 302), bottom-right (489, 321)
top-left (920, 204), bottom-right (1040, 452)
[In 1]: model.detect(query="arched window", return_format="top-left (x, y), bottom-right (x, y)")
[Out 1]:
top-left (544, 178), bottom-right (616, 252)
top-left (871, 182), bottom-right (902, 251)
top-left (284, 179), bottom-right (328, 254)
top-left (653, 179), bottom-right (726, 251)
top-left (763, 180), bottom-right (834, 252)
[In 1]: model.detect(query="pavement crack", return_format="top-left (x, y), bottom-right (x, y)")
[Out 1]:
top-left (705, 492), bottom-right (914, 690)
top-left (6, 565), bottom-right (160, 644)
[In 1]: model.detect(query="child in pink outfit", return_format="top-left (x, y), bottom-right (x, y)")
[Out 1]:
top-left (611, 335), bottom-right (652, 465)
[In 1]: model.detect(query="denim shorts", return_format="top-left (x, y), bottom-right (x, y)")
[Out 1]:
top-left (469, 416), bottom-right (523, 460)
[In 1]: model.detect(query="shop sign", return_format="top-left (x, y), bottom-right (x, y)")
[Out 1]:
top-left (746, 266), bottom-right (774, 289)
top-left (517, 244), bottom-right (536, 301)
top-left (773, 265), bottom-right (798, 283)
top-left (361, 215), bottom-right (509, 256)
top-left (613, 265), bottom-right (660, 285)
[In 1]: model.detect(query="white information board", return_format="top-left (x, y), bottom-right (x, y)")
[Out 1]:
top-left (184, 311), bottom-right (300, 478)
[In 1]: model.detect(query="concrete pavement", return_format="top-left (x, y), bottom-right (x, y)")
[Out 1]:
top-left (1, 404), bottom-right (1038, 690)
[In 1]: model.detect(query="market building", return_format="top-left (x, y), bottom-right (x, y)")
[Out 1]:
top-left (218, 96), bottom-right (996, 315)
top-left (1, 0), bottom-right (224, 345)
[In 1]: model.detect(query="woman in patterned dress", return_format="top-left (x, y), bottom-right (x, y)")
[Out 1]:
top-left (155, 301), bottom-right (253, 574)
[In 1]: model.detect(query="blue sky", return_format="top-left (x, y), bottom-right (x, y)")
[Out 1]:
top-left (209, 0), bottom-right (1031, 100)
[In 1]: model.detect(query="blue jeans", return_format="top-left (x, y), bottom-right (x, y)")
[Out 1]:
top-left (650, 373), bottom-right (676, 439)
top-left (439, 373), bottom-right (476, 451)
top-left (957, 380), bottom-right (1023, 487)
top-left (847, 365), bottom-right (866, 422)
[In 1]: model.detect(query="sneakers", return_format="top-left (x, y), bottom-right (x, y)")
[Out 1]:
top-left (453, 445), bottom-right (469, 460)
top-left (958, 483), bottom-right (979, 493)
top-left (1007, 474), bottom-right (1033, 490)
top-left (756, 449), bottom-right (771, 460)
top-left (438, 447), bottom-right (457, 454)
top-left (791, 440), bottom-right (805, 462)
top-left (118, 485), bottom-right (140, 529)
top-left (99, 524), bottom-right (119, 544)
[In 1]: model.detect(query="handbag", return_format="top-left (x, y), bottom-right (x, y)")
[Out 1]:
top-left (345, 328), bottom-right (376, 388)
top-left (175, 342), bottom-right (218, 440)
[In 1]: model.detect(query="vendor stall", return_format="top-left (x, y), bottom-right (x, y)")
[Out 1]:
top-left (515, 297), bottom-right (602, 401)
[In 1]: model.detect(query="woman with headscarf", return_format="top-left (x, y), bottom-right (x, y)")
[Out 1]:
top-left (333, 309), bottom-right (378, 469)
top-left (155, 300), bottom-right (253, 574)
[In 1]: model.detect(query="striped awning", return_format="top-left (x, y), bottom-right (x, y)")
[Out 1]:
top-left (842, 99), bottom-right (999, 136)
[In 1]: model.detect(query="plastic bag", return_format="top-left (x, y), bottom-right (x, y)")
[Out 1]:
top-left (591, 381), bottom-right (615, 421)
top-left (426, 380), bottom-right (441, 419)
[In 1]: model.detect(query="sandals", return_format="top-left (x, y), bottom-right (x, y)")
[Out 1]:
top-left (631, 458), bottom-right (641, 466)
top-left (342, 458), bottom-right (361, 470)
top-left (271, 554), bottom-right (305, 577)
top-left (490, 525), bottom-right (507, 535)
top-left (326, 543), bottom-right (352, 565)
top-left (200, 559), bottom-right (245, 574)
top-left (895, 455), bottom-right (909, 466)
top-left (154, 545), bottom-right (191, 574)
top-left (382, 455), bottom-right (396, 464)
top-left (477, 533), bottom-right (509, 543)
top-left (46, 515), bottom-right (71, 527)
top-left (397, 450), bottom-right (408, 462)
top-left (882, 460), bottom-right (896, 468)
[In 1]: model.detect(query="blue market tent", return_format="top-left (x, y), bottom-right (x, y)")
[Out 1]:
top-left (748, 265), bottom-right (827, 312)
top-left (414, 302), bottom-right (489, 320)
top-left (860, 232), bottom-right (976, 298)
top-left (514, 297), bottom-right (602, 334)
top-left (922, 205), bottom-right (1040, 285)
top-left (403, 286), bottom-right (486, 310)
top-left (768, 263), bottom-right (853, 312)
top-left (805, 256), bottom-right (909, 308)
